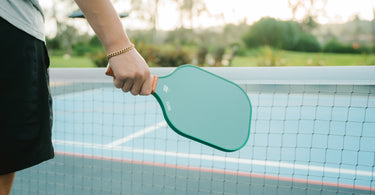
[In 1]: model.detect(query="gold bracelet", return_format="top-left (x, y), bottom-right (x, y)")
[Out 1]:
top-left (107, 44), bottom-right (135, 59)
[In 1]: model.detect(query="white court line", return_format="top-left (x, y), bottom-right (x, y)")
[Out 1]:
top-left (53, 139), bottom-right (104, 149)
top-left (104, 121), bottom-right (167, 148)
top-left (52, 139), bottom-right (374, 178)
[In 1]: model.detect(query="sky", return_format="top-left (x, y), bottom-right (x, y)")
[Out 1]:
top-left (40, 0), bottom-right (375, 35)
top-left (155, 0), bottom-right (375, 30)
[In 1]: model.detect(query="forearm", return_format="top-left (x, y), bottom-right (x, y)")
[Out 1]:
top-left (74, 0), bottom-right (131, 54)
top-left (74, 0), bottom-right (153, 96)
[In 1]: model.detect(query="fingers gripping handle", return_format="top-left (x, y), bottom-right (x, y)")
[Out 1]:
top-left (105, 63), bottom-right (159, 94)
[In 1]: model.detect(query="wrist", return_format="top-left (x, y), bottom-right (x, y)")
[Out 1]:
top-left (107, 44), bottom-right (135, 59)
top-left (105, 39), bottom-right (133, 55)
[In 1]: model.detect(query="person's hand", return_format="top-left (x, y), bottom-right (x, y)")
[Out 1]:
top-left (108, 48), bottom-right (153, 96)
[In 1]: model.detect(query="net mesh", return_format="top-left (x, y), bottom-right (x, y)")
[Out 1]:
top-left (12, 67), bottom-right (375, 195)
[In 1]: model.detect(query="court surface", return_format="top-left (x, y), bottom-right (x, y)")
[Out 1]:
top-left (12, 67), bottom-right (375, 194)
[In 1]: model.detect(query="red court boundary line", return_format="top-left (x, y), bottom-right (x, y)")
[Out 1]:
top-left (54, 151), bottom-right (374, 192)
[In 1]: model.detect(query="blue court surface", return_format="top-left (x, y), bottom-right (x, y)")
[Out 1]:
top-left (12, 82), bottom-right (375, 195)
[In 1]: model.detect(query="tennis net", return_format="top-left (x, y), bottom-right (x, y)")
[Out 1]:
top-left (12, 66), bottom-right (375, 195)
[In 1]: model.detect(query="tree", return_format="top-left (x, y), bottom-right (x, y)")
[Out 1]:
top-left (170, 0), bottom-right (207, 29)
top-left (288, 0), bottom-right (327, 31)
top-left (43, 0), bottom-right (80, 55)
top-left (242, 18), bottom-right (300, 50)
top-left (179, 0), bottom-right (207, 29)
top-left (130, 0), bottom-right (161, 44)
top-left (294, 33), bottom-right (321, 52)
top-left (350, 15), bottom-right (364, 47)
top-left (242, 17), bottom-right (320, 52)
top-left (221, 21), bottom-right (249, 46)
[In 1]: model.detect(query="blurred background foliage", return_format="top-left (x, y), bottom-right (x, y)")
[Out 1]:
top-left (44, 0), bottom-right (375, 67)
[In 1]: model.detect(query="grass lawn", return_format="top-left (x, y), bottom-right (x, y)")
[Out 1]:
top-left (49, 50), bottom-right (375, 68)
top-left (50, 56), bottom-right (96, 68)
top-left (232, 49), bottom-right (375, 67)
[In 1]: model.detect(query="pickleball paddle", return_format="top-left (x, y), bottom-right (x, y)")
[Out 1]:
top-left (106, 64), bottom-right (251, 152)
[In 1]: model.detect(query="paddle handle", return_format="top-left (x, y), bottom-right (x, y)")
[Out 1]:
top-left (105, 64), bottom-right (159, 94)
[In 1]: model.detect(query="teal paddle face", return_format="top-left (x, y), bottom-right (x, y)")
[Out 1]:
top-left (153, 65), bottom-right (252, 152)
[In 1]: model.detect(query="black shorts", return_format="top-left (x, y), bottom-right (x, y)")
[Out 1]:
top-left (0, 18), bottom-right (54, 174)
